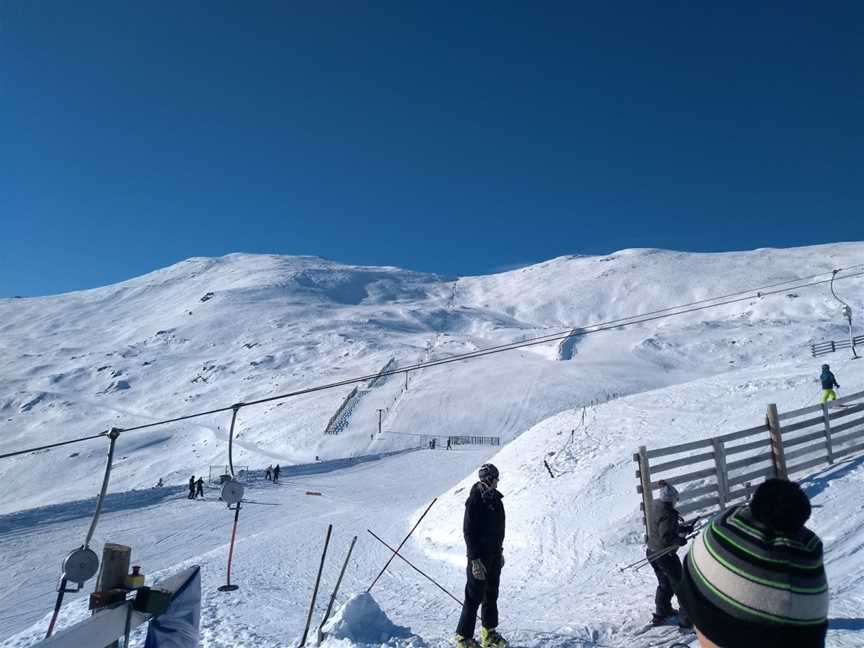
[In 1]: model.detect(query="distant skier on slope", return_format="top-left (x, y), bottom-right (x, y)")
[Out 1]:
top-left (820, 364), bottom-right (840, 403)
top-left (265, 465), bottom-right (273, 481)
top-left (273, 464), bottom-right (281, 482)
top-left (195, 476), bottom-right (205, 499)
top-left (646, 481), bottom-right (694, 629)
top-left (188, 475), bottom-right (196, 499)
top-left (455, 463), bottom-right (508, 648)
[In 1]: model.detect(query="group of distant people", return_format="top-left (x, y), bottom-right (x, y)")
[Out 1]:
top-left (265, 464), bottom-right (281, 482)
top-left (187, 475), bottom-right (205, 499)
top-left (428, 437), bottom-right (453, 450)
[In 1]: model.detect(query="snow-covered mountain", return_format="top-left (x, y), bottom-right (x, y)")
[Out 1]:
top-left (1, 243), bottom-right (863, 647)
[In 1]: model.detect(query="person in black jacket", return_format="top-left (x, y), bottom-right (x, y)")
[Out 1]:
top-left (188, 475), bottom-right (196, 499)
top-left (455, 463), bottom-right (508, 648)
top-left (195, 476), bottom-right (205, 499)
top-left (646, 480), bottom-right (695, 628)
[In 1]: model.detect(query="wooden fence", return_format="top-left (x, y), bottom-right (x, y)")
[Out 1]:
top-left (811, 334), bottom-right (864, 358)
top-left (634, 388), bottom-right (864, 539)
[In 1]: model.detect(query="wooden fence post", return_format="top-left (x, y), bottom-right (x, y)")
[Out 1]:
top-left (712, 439), bottom-right (729, 509)
top-left (767, 404), bottom-right (788, 480)
top-left (636, 446), bottom-right (654, 542)
top-left (821, 403), bottom-right (834, 464)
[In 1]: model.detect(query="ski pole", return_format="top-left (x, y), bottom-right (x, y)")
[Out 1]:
top-left (300, 524), bottom-right (332, 647)
top-left (367, 497), bottom-right (437, 592)
top-left (620, 519), bottom-right (705, 572)
top-left (367, 529), bottom-right (465, 608)
top-left (317, 535), bottom-right (357, 644)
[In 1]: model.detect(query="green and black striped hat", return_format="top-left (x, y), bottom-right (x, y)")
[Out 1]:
top-left (678, 479), bottom-right (828, 647)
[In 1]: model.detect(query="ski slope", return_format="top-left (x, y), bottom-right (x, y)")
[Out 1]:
top-left (1, 243), bottom-right (863, 646)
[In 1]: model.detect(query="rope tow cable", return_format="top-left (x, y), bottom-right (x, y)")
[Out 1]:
top-left (4, 267), bottom-right (864, 462)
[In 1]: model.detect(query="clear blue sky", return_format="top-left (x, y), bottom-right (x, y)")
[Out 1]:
top-left (2, 2), bottom-right (862, 297)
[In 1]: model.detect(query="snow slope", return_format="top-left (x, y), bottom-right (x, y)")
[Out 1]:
top-left (2, 245), bottom-right (861, 513)
top-left (1, 243), bottom-right (863, 646)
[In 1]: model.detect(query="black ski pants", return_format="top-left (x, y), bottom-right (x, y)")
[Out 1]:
top-left (648, 550), bottom-right (690, 622)
top-left (456, 554), bottom-right (501, 638)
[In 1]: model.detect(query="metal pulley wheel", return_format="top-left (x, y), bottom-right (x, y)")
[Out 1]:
top-left (62, 546), bottom-right (100, 587)
top-left (221, 479), bottom-right (244, 506)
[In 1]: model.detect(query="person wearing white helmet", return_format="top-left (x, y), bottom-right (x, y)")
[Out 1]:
top-left (455, 463), bottom-right (507, 648)
top-left (646, 480), bottom-right (695, 629)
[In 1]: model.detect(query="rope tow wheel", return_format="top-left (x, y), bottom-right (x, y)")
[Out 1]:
top-left (830, 269), bottom-right (859, 359)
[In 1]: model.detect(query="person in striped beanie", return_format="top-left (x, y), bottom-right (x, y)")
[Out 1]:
top-left (677, 478), bottom-right (828, 647)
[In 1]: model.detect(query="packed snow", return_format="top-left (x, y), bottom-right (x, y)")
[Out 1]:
top-left (1, 243), bottom-right (863, 647)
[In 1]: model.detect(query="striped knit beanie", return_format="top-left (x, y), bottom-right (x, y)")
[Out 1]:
top-left (677, 479), bottom-right (828, 647)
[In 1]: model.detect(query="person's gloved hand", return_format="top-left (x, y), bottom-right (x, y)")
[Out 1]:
top-left (471, 559), bottom-right (487, 580)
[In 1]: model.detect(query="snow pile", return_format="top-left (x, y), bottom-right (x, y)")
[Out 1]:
top-left (320, 592), bottom-right (426, 647)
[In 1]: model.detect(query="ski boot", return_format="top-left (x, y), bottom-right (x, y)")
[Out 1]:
top-left (650, 609), bottom-right (678, 626)
top-left (480, 627), bottom-right (508, 648)
top-left (455, 634), bottom-right (480, 648)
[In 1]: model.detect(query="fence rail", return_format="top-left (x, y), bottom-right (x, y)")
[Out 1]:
top-left (811, 334), bottom-right (864, 357)
top-left (635, 388), bottom-right (864, 539)
top-left (419, 434), bottom-right (501, 447)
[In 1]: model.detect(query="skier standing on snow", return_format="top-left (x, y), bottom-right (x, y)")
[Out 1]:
top-left (265, 465), bottom-right (273, 481)
top-left (455, 463), bottom-right (508, 648)
top-left (646, 481), bottom-right (694, 629)
top-left (195, 476), bottom-right (205, 499)
top-left (820, 364), bottom-right (840, 403)
top-left (447, 437), bottom-right (452, 450)
top-left (273, 464), bottom-right (281, 483)
top-left (188, 475), bottom-right (196, 499)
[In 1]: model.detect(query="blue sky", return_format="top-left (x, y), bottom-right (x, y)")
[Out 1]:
top-left (1, 2), bottom-right (862, 296)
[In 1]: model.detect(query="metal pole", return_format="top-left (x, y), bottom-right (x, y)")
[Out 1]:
top-left (368, 497), bottom-right (437, 592)
top-left (300, 524), bottom-right (332, 647)
top-left (218, 503), bottom-right (242, 592)
top-left (317, 535), bottom-right (358, 643)
top-left (377, 409), bottom-right (383, 435)
top-left (85, 428), bottom-right (120, 549)
top-left (367, 529), bottom-right (467, 609)
top-left (227, 405), bottom-right (241, 478)
top-left (831, 270), bottom-right (858, 359)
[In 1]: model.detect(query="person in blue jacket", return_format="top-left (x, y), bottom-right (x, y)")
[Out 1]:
top-left (820, 364), bottom-right (840, 403)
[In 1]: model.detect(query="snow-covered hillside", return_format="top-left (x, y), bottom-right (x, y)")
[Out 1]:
top-left (1, 243), bottom-right (863, 647)
top-left (2, 245), bottom-right (861, 513)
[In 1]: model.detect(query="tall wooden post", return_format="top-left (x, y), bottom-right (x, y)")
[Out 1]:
top-left (94, 543), bottom-right (131, 648)
top-left (767, 404), bottom-right (788, 480)
top-left (821, 403), bottom-right (834, 464)
top-left (636, 446), bottom-right (655, 543)
top-left (96, 543), bottom-right (131, 593)
top-left (712, 438), bottom-right (729, 509)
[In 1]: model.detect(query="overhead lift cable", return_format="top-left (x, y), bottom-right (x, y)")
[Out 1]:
top-left (3, 267), bottom-right (863, 461)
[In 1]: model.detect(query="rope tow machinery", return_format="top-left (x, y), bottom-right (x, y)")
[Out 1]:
top-left (46, 427), bottom-right (120, 637)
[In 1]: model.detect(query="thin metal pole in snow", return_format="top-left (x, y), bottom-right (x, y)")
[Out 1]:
top-left (300, 524), bottom-right (333, 647)
top-left (317, 535), bottom-right (358, 644)
top-left (367, 497), bottom-right (437, 592)
top-left (218, 502), bottom-right (242, 592)
top-left (366, 529), bottom-right (468, 611)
